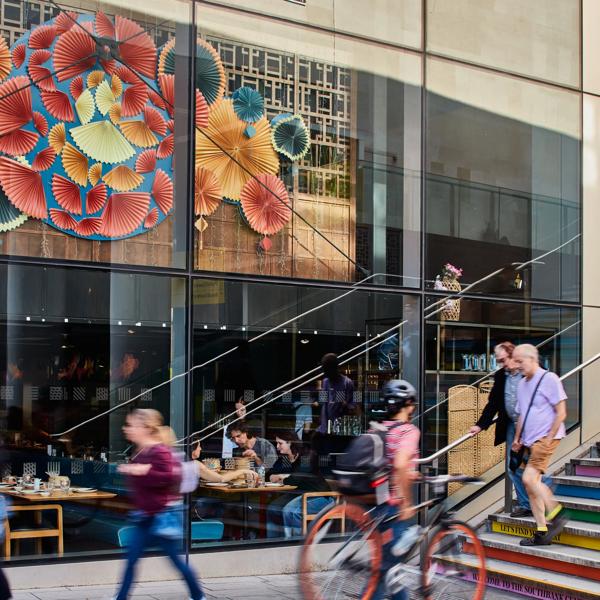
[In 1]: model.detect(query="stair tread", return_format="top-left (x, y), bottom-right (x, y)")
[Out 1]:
top-left (478, 531), bottom-right (600, 566)
top-left (573, 457), bottom-right (600, 466)
top-left (554, 475), bottom-right (600, 487)
top-left (490, 513), bottom-right (600, 537)
top-left (555, 495), bottom-right (600, 511)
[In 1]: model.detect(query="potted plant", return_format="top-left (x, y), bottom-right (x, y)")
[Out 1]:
top-left (435, 263), bottom-right (463, 321)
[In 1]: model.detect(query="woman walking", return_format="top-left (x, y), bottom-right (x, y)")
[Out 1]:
top-left (113, 409), bottom-right (204, 600)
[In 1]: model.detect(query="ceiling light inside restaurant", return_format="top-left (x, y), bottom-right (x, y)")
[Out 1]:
top-left (300, 338), bottom-right (309, 344)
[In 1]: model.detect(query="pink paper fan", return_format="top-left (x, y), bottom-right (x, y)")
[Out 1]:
top-left (32, 146), bottom-right (57, 171)
top-left (115, 16), bottom-right (157, 79)
top-left (259, 237), bottom-right (272, 252)
top-left (52, 173), bottom-right (82, 214)
top-left (144, 207), bottom-right (159, 228)
top-left (53, 28), bottom-right (97, 82)
top-left (121, 83), bottom-right (148, 117)
top-left (0, 75), bottom-right (33, 134)
top-left (148, 88), bottom-right (166, 111)
top-left (152, 169), bottom-right (173, 214)
top-left (75, 217), bottom-right (102, 236)
top-left (144, 106), bottom-right (167, 136)
top-left (29, 24), bottom-right (56, 49)
top-left (0, 129), bottom-right (39, 156)
top-left (69, 76), bottom-right (84, 100)
top-left (135, 149), bottom-right (157, 174)
top-left (12, 45), bottom-right (26, 69)
top-left (196, 90), bottom-right (209, 129)
top-left (0, 156), bottom-right (46, 219)
top-left (114, 66), bottom-right (140, 85)
top-left (156, 133), bottom-right (173, 159)
top-left (166, 119), bottom-right (174, 133)
top-left (28, 65), bottom-right (57, 92)
top-left (240, 174), bottom-right (291, 236)
top-left (55, 11), bottom-right (78, 34)
top-left (99, 192), bottom-right (150, 237)
top-left (86, 183), bottom-right (107, 214)
top-left (41, 89), bottom-right (74, 121)
top-left (29, 49), bottom-right (51, 66)
top-left (95, 12), bottom-right (115, 38)
top-left (32, 111), bottom-right (48, 136)
top-left (158, 74), bottom-right (174, 116)
top-left (100, 58), bottom-right (116, 75)
top-left (50, 208), bottom-right (77, 230)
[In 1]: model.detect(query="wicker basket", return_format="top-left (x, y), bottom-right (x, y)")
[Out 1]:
top-left (441, 277), bottom-right (461, 321)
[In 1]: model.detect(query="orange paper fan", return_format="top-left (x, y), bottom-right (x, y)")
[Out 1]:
top-left (0, 129), bottom-right (38, 156)
top-left (111, 75), bottom-right (123, 99)
top-left (55, 11), bottom-right (78, 35)
top-left (121, 83), bottom-right (148, 117)
top-left (148, 88), bottom-right (167, 111)
top-left (108, 103), bottom-right (122, 125)
top-left (86, 183), bottom-right (107, 213)
top-left (135, 149), bottom-right (157, 174)
top-left (75, 217), bottom-right (102, 236)
top-left (0, 156), bottom-right (46, 219)
top-left (48, 122), bottom-right (66, 154)
top-left (103, 165), bottom-right (143, 192)
top-left (12, 44), bottom-right (26, 69)
top-left (28, 65), bottom-right (56, 92)
top-left (69, 76), bottom-right (84, 100)
top-left (240, 174), bottom-right (291, 236)
top-left (194, 167), bottom-right (221, 216)
top-left (29, 25), bottom-right (56, 49)
top-left (100, 192), bottom-right (150, 237)
top-left (50, 208), bottom-right (77, 230)
top-left (52, 173), bottom-right (82, 214)
top-left (41, 89), bottom-right (74, 121)
top-left (32, 146), bottom-right (56, 171)
top-left (144, 106), bottom-right (166, 136)
top-left (196, 90), bottom-right (209, 129)
top-left (29, 49), bottom-right (51, 66)
top-left (88, 163), bottom-right (102, 186)
top-left (114, 66), bottom-right (140, 85)
top-left (87, 70), bottom-right (105, 89)
top-left (95, 12), bottom-right (115, 38)
top-left (0, 75), bottom-right (33, 135)
top-left (157, 133), bottom-right (174, 159)
top-left (144, 207), bottom-right (158, 228)
top-left (158, 75), bottom-right (174, 115)
top-left (158, 38), bottom-right (175, 76)
top-left (33, 111), bottom-right (48, 136)
top-left (61, 142), bottom-right (88, 186)
top-left (152, 169), bottom-right (173, 214)
top-left (115, 15), bottom-right (157, 79)
top-left (119, 119), bottom-right (158, 148)
top-left (53, 28), bottom-right (97, 82)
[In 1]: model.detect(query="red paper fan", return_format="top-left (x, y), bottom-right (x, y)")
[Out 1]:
top-left (75, 217), bottom-right (102, 236)
top-left (259, 237), bottom-right (272, 252)
top-left (28, 65), bottom-right (57, 92)
top-left (158, 74), bottom-right (174, 116)
top-left (121, 83), bottom-right (148, 117)
top-left (41, 89), bottom-right (74, 121)
top-left (0, 75), bottom-right (33, 134)
top-left (32, 146), bottom-right (57, 171)
top-left (100, 58), bottom-right (116, 75)
top-left (12, 45), bottom-right (26, 69)
top-left (166, 119), bottom-right (174, 133)
top-left (29, 49), bottom-right (51, 66)
top-left (0, 129), bottom-right (38, 156)
top-left (152, 169), bottom-right (173, 214)
top-left (196, 90), bottom-right (209, 129)
top-left (99, 192), bottom-right (150, 237)
top-left (55, 11), bottom-right (78, 34)
top-left (86, 183), bottom-right (107, 214)
top-left (69, 76), bottom-right (84, 100)
top-left (95, 12), bottom-right (115, 38)
top-left (143, 208), bottom-right (157, 228)
top-left (115, 16), bottom-right (157, 79)
top-left (144, 106), bottom-right (167, 136)
top-left (148, 88), bottom-right (166, 111)
top-left (0, 156), bottom-right (46, 218)
top-left (32, 111), bottom-right (48, 136)
top-left (53, 28), bottom-right (97, 82)
top-left (29, 25), bottom-right (56, 49)
top-left (240, 174), bottom-right (291, 236)
top-left (50, 208), bottom-right (77, 230)
top-left (135, 149), bottom-right (157, 174)
top-left (114, 65), bottom-right (140, 85)
top-left (156, 133), bottom-right (174, 159)
top-left (52, 173), bottom-right (82, 214)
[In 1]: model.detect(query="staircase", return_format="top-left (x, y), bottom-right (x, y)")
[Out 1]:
top-left (447, 442), bottom-right (600, 599)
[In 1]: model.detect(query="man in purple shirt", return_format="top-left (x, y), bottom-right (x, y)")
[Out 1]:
top-left (512, 344), bottom-right (567, 546)
top-left (317, 353), bottom-right (354, 434)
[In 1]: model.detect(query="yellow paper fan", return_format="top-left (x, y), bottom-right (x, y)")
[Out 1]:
top-left (70, 120), bottom-right (135, 164)
top-left (75, 88), bottom-right (95, 124)
top-left (119, 120), bottom-right (158, 148)
top-left (48, 122), bottom-right (66, 154)
top-left (108, 103), bottom-right (122, 125)
top-left (95, 80), bottom-right (115, 116)
top-left (111, 74), bottom-right (123, 99)
top-left (61, 142), bottom-right (88, 186)
top-left (87, 70), bottom-right (105, 89)
top-left (88, 162), bottom-right (102, 186)
top-left (103, 164), bottom-right (143, 192)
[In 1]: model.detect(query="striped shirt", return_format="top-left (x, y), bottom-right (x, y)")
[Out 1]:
top-left (383, 420), bottom-right (420, 500)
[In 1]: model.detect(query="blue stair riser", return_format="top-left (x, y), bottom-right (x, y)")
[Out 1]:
top-left (555, 485), bottom-right (600, 500)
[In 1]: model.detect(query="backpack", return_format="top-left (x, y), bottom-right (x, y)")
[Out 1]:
top-left (332, 422), bottom-right (403, 497)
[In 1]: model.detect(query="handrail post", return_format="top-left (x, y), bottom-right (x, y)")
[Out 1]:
top-left (504, 471), bottom-right (513, 513)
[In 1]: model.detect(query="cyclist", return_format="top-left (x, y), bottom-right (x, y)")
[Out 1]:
top-left (372, 379), bottom-right (421, 600)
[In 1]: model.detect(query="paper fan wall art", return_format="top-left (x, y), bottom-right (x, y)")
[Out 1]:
top-left (271, 114), bottom-right (310, 161)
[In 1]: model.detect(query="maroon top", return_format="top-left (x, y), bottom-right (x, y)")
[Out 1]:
top-left (128, 444), bottom-right (181, 515)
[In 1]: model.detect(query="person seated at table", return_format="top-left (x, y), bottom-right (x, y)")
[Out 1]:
top-left (266, 431), bottom-right (333, 539)
top-left (226, 421), bottom-right (277, 469)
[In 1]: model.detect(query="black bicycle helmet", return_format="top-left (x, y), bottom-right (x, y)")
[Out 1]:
top-left (382, 379), bottom-right (417, 411)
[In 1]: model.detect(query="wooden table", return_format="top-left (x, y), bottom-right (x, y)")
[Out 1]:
top-left (0, 489), bottom-right (116, 502)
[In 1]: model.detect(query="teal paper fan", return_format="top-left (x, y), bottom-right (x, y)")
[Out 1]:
top-left (232, 87), bottom-right (264, 123)
top-left (271, 114), bottom-right (310, 161)
top-left (0, 188), bottom-right (27, 232)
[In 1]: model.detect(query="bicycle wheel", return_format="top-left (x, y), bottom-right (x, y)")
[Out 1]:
top-left (421, 520), bottom-right (486, 600)
top-left (299, 501), bottom-right (382, 600)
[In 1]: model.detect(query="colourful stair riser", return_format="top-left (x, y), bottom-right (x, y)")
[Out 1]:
top-left (574, 466), bottom-right (600, 477)
top-left (463, 542), bottom-right (600, 582)
top-left (555, 485), bottom-right (600, 500)
top-left (567, 508), bottom-right (600, 524)
top-left (490, 521), bottom-right (600, 551)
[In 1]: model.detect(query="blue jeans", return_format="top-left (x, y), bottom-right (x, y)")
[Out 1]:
top-left (266, 495), bottom-right (333, 538)
top-left (115, 508), bottom-right (203, 600)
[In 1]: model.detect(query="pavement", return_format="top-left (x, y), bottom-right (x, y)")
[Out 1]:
top-left (10, 573), bottom-right (518, 599)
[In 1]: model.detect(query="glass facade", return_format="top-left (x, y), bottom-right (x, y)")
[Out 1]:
top-left (0, 0), bottom-right (584, 563)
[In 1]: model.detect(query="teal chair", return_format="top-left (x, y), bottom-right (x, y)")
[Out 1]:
top-left (118, 521), bottom-right (224, 547)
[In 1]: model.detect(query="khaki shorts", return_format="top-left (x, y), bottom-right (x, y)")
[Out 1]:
top-left (526, 438), bottom-right (560, 474)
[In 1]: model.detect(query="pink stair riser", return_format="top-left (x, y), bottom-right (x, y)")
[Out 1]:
top-left (575, 465), bottom-right (600, 478)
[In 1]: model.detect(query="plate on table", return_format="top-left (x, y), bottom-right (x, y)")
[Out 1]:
top-left (72, 488), bottom-right (97, 493)
top-left (204, 482), bottom-right (227, 487)
top-left (20, 489), bottom-right (39, 495)
top-left (0, 483), bottom-right (14, 488)
top-left (264, 482), bottom-right (283, 487)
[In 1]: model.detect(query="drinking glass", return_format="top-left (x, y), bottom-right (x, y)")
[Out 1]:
top-left (59, 477), bottom-right (70, 495)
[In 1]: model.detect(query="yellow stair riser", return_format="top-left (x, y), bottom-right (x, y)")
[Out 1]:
top-left (491, 521), bottom-right (600, 551)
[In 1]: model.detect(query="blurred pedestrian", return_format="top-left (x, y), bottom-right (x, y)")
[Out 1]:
top-left (0, 445), bottom-right (12, 600)
top-left (317, 353), bottom-right (355, 434)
